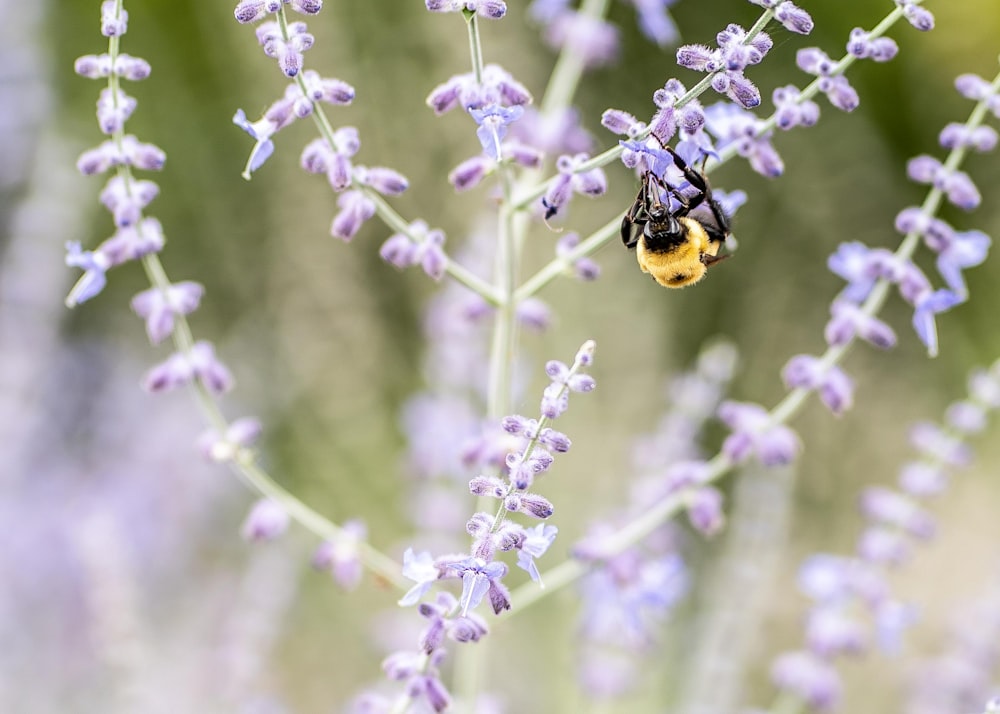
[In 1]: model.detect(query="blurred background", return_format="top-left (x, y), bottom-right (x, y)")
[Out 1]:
top-left (3, 0), bottom-right (1000, 712)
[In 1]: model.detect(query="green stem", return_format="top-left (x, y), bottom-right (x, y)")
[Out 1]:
top-left (465, 10), bottom-right (485, 83)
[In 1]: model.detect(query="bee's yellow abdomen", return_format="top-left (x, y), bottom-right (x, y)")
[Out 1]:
top-left (635, 218), bottom-right (714, 289)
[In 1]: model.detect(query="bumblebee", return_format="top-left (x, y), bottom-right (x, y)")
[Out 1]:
top-left (621, 147), bottom-right (731, 288)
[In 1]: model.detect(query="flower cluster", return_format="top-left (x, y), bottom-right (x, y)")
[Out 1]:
top-left (676, 23), bottom-right (774, 109)
top-left (826, 71), bottom-right (996, 357)
top-left (383, 342), bottom-right (595, 710)
top-left (769, 359), bottom-right (1000, 711)
top-left (567, 342), bottom-right (737, 699)
top-left (69, 2), bottom-right (243, 405)
top-left (232, 0), bottom-right (413, 245)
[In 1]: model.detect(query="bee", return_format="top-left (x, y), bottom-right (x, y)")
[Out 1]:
top-left (621, 146), bottom-right (732, 289)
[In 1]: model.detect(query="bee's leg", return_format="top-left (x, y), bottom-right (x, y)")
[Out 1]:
top-left (622, 173), bottom-right (657, 248)
top-left (621, 194), bottom-right (646, 248)
top-left (665, 147), bottom-right (709, 212)
top-left (666, 147), bottom-right (732, 234)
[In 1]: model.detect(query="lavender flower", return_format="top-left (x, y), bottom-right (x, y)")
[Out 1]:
top-left (130, 281), bottom-right (204, 344)
top-left (705, 101), bottom-right (784, 176)
top-left (781, 354), bottom-right (854, 416)
top-left (399, 549), bottom-right (441, 607)
top-left (768, 356), bottom-right (1000, 711)
top-left (555, 233), bottom-right (601, 280)
top-left (379, 220), bottom-right (447, 281)
top-left (425, 0), bottom-right (507, 19)
top-left (543, 12), bottom-right (620, 69)
top-left (198, 417), bottom-right (263, 463)
top-left (449, 557), bottom-right (510, 615)
top-left (469, 103), bottom-right (523, 161)
top-left (516, 524), bottom-right (558, 585)
top-left (540, 153), bottom-right (607, 220)
top-left (677, 23), bottom-right (772, 108)
top-left (796, 48), bottom-right (859, 112)
top-left (718, 400), bottom-right (800, 466)
top-left (311, 519), bottom-right (367, 590)
top-left (241, 498), bottom-right (290, 541)
top-left (143, 341), bottom-right (235, 395)
top-left (540, 341), bottom-right (597, 418)
top-left (426, 63), bottom-right (532, 115)
top-left (255, 20), bottom-right (314, 77)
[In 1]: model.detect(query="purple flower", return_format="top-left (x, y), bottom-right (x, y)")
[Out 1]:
top-left (516, 523), bottom-right (558, 584)
top-left (934, 229), bottom-right (990, 297)
top-left (516, 298), bottom-right (552, 331)
top-left (897, 461), bottom-right (948, 497)
top-left (969, 367), bottom-right (1000, 407)
top-left (235, 0), bottom-right (323, 24)
top-left (704, 101), bottom-right (783, 177)
top-left (718, 400), bottom-right (800, 466)
top-left (255, 20), bottom-right (314, 77)
top-left (509, 106), bottom-right (593, 157)
top-left (311, 519), bottom-right (367, 590)
top-left (825, 299), bottom-right (897, 349)
top-left (449, 557), bottom-right (510, 615)
top-left (330, 190), bottom-right (376, 240)
top-left (240, 498), bottom-right (290, 541)
top-left (939, 122), bottom-right (998, 152)
top-left (685, 486), bottom-right (725, 536)
top-left (576, 550), bottom-right (689, 647)
top-left (98, 217), bottom-right (166, 264)
top-left (425, 0), bottom-right (507, 19)
top-left (619, 139), bottom-right (672, 177)
top-left (64, 241), bottom-right (111, 307)
top-left (781, 354), bottom-right (854, 416)
top-left (860, 487), bottom-right (934, 539)
top-left (907, 154), bottom-right (981, 210)
top-left (911, 288), bottom-right (962, 358)
top-left (955, 72), bottom-right (1000, 118)
top-left (627, 0), bottom-right (680, 47)
top-left (130, 281), bottom-right (204, 344)
top-left (301, 127), bottom-right (361, 190)
top-left (469, 103), bottom-right (523, 161)
top-left (827, 241), bottom-right (879, 302)
top-left (75, 52), bottom-right (151, 81)
top-left (710, 70), bottom-right (761, 109)
top-left (95, 87), bottom-right (138, 134)
top-left (100, 175), bottom-right (159, 227)
top-left (232, 108), bottom-right (277, 177)
top-left (773, 1), bottom-right (814, 34)
top-left (77, 135), bottom-right (166, 175)
top-left (771, 650), bottom-right (842, 710)
top-left (772, 85), bottom-right (820, 130)
top-left (797, 47), bottom-right (860, 111)
top-left (856, 526), bottom-right (911, 566)
top-left (899, 1), bottom-right (934, 31)
top-left (198, 416), bottom-right (263, 462)
top-left (540, 342), bottom-right (597, 418)
top-left (100, 0), bottom-right (128, 37)
top-left (909, 421), bottom-right (971, 467)
top-left (555, 232), bottom-right (601, 280)
top-left (399, 548), bottom-right (440, 606)
top-left (540, 153), bottom-right (607, 220)
top-left (805, 605), bottom-right (869, 656)
top-left (426, 63), bottom-right (532, 115)
top-left (379, 220), bottom-right (448, 281)
top-left (544, 12), bottom-right (619, 68)
top-left (798, 554), bottom-right (888, 606)
top-left (716, 23), bottom-right (772, 71)
top-left (143, 340), bottom-right (234, 394)
top-left (846, 27), bottom-right (898, 62)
